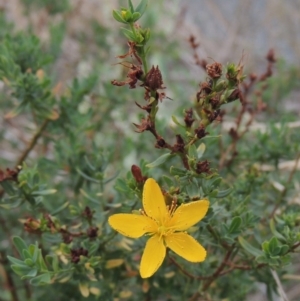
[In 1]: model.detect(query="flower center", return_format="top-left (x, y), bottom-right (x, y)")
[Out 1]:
top-left (157, 224), bottom-right (170, 236)
top-left (156, 201), bottom-right (178, 238)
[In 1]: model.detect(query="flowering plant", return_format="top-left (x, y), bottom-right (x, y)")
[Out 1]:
top-left (109, 178), bottom-right (209, 278)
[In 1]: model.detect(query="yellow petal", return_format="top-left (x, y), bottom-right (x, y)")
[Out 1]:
top-left (109, 214), bottom-right (155, 238)
top-left (143, 178), bottom-right (167, 222)
top-left (170, 200), bottom-right (209, 231)
top-left (165, 232), bottom-right (206, 262)
top-left (140, 234), bottom-right (166, 278)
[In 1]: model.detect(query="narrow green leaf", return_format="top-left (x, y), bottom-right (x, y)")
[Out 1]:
top-left (208, 189), bottom-right (218, 197)
top-left (216, 187), bottom-right (232, 198)
top-left (185, 183), bottom-right (199, 199)
top-left (32, 244), bottom-right (39, 263)
top-left (132, 12), bottom-right (141, 22)
top-left (201, 135), bottom-right (221, 140)
top-left (32, 189), bottom-right (57, 196)
top-left (46, 255), bottom-right (59, 272)
top-left (120, 28), bottom-right (136, 41)
top-left (145, 45), bottom-right (151, 56)
top-left (37, 250), bottom-right (48, 271)
top-left (228, 216), bottom-right (242, 233)
top-left (256, 255), bottom-right (269, 264)
top-left (0, 181), bottom-right (15, 195)
top-left (28, 244), bottom-right (35, 257)
top-left (268, 237), bottom-right (279, 255)
top-left (280, 245), bottom-right (289, 255)
top-left (128, 0), bottom-right (135, 13)
top-left (146, 153), bottom-right (171, 168)
top-left (188, 145), bottom-right (197, 159)
top-left (45, 255), bottom-right (53, 267)
top-left (30, 273), bottom-right (51, 286)
top-left (170, 166), bottom-right (187, 177)
top-left (89, 242), bottom-right (100, 256)
top-left (135, 0), bottom-right (148, 16)
top-left (0, 198), bottom-right (23, 209)
top-left (13, 236), bottom-right (28, 258)
top-left (11, 265), bottom-right (34, 277)
top-left (22, 249), bottom-right (32, 260)
top-left (103, 172), bottom-right (120, 185)
top-left (171, 115), bottom-right (184, 127)
top-left (197, 143), bottom-right (206, 159)
top-left (83, 155), bottom-right (96, 171)
top-left (238, 236), bottom-right (263, 257)
top-left (112, 10), bottom-right (127, 24)
top-left (114, 179), bottom-right (128, 193)
top-left (162, 176), bottom-right (173, 187)
top-left (76, 168), bottom-right (100, 183)
top-left (210, 177), bottom-right (222, 188)
top-left (262, 241), bottom-right (269, 253)
top-left (143, 28), bottom-right (151, 43)
top-left (24, 258), bottom-right (34, 267)
top-left (270, 219), bottom-right (285, 240)
top-left (21, 268), bottom-right (38, 279)
top-left (271, 246), bottom-right (281, 256)
top-left (52, 255), bottom-right (59, 272)
top-left (50, 201), bottom-right (70, 216)
top-left (7, 256), bottom-right (27, 266)
top-left (80, 189), bottom-right (100, 204)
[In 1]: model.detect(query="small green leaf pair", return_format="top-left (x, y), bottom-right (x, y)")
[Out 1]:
top-left (113, 0), bottom-right (148, 24)
top-left (261, 237), bottom-right (289, 257)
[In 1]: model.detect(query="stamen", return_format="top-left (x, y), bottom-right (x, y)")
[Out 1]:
top-left (168, 199), bottom-right (177, 216)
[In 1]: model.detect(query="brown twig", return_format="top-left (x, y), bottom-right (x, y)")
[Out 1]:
top-left (219, 50), bottom-right (276, 170)
top-left (0, 118), bottom-right (50, 198)
top-left (220, 262), bottom-right (266, 276)
top-left (0, 252), bottom-right (20, 301)
top-left (206, 224), bottom-right (230, 249)
top-left (291, 241), bottom-right (300, 251)
top-left (16, 119), bottom-right (50, 167)
top-left (188, 35), bottom-right (207, 70)
top-left (202, 247), bottom-right (234, 291)
top-left (168, 255), bottom-right (209, 280)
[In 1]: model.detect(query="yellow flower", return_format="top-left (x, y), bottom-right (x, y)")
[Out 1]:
top-left (108, 178), bottom-right (209, 278)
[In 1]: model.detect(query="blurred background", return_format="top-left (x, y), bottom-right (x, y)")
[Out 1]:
top-left (1, 0), bottom-right (299, 75)
top-left (1, 0), bottom-right (299, 112)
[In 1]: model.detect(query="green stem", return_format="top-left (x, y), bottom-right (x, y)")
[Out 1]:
top-left (129, 22), bottom-right (148, 74)
top-left (140, 47), bottom-right (148, 74)
top-left (129, 23), bottom-right (136, 37)
top-left (185, 136), bottom-right (198, 149)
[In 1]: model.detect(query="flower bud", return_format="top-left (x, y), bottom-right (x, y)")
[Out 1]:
top-left (131, 165), bottom-right (144, 183)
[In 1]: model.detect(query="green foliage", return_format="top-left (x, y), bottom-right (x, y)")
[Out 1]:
top-left (0, 1), bottom-right (299, 301)
top-left (22, 0), bottom-right (70, 15)
top-left (0, 164), bottom-right (56, 209)
top-left (8, 237), bottom-right (52, 285)
top-left (0, 33), bottom-right (54, 118)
